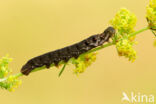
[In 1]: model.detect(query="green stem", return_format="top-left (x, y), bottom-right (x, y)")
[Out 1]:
top-left (84, 42), bottom-right (114, 55)
top-left (15, 73), bottom-right (23, 78)
top-left (0, 26), bottom-right (150, 83)
top-left (128, 26), bottom-right (149, 37)
top-left (151, 30), bottom-right (156, 37)
top-left (0, 43), bottom-right (113, 82)
top-left (58, 63), bottom-right (67, 77)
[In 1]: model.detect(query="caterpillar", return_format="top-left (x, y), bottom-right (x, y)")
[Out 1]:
top-left (21, 26), bottom-right (115, 75)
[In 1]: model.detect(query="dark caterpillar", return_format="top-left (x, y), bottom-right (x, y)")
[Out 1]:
top-left (21, 26), bottom-right (115, 75)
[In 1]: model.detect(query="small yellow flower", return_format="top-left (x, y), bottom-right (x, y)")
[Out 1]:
top-left (110, 8), bottom-right (137, 62)
top-left (71, 52), bottom-right (97, 75)
top-left (0, 55), bottom-right (22, 92)
top-left (110, 8), bottom-right (137, 36)
top-left (0, 55), bottom-right (12, 78)
top-left (116, 39), bottom-right (136, 62)
top-left (6, 75), bottom-right (22, 92)
top-left (146, 0), bottom-right (156, 29)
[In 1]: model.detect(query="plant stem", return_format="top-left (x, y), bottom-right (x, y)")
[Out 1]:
top-left (151, 30), bottom-right (156, 36)
top-left (0, 26), bottom-right (150, 83)
top-left (58, 63), bottom-right (67, 77)
top-left (84, 42), bottom-right (114, 54)
top-left (128, 26), bottom-right (149, 37)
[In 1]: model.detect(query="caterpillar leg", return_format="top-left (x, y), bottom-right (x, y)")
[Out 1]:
top-left (45, 63), bottom-right (51, 68)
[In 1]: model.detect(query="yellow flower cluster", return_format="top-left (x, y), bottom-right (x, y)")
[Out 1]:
top-left (110, 8), bottom-right (137, 36)
top-left (0, 55), bottom-right (12, 78)
top-left (0, 55), bottom-right (21, 92)
top-left (116, 39), bottom-right (136, 62)
top-left (110, 8), bottom-right (137, 62)
top-left (3, 75), bottom-right (22, 92)
top-left (71, 53), bottom-right (96, 75)
top-left (146, 0), bottom-right (156, 29)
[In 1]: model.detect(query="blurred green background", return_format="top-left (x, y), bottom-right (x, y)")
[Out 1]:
top-left (0, 0), bottom-right (156, 104)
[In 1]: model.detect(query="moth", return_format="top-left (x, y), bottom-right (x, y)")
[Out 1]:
top-left (21, 26), bottom-right (115, 75)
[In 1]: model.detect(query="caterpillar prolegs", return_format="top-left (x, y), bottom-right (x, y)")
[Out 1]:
top-left (21, 27), bottom-right (115, 75)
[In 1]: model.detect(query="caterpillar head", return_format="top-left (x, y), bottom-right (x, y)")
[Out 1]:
top-left (104, 26), bottom-right (116, 38)
top-left (100, 26), bottom-right (116, 42)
